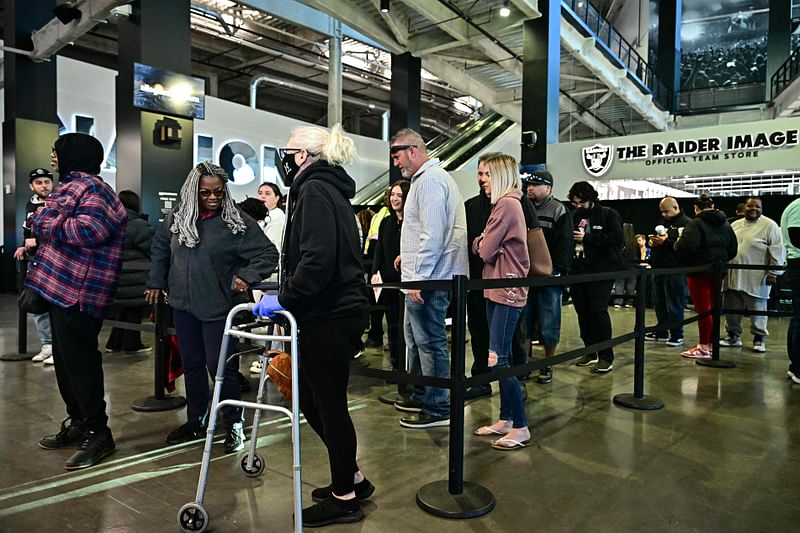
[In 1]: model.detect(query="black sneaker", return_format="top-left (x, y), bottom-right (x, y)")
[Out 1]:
top-left (302, 496), bottom-right (363, 528)
top-left (311, 478), bottom-right (375, 503)
top-left (536, 367), bottom-right (553, 384)
top-left (166, 422), bottom-right (206, 445)
top-left (575, 355), bottom-right (599, 367)
top-left (39, 417), bottom-right (86, 450)
top-left (464, 384), bottom-right (492, 400)
top-left (399, 413), bottom-right (449, 429)
top-left (594, 359), bottom-right (613, 373)
top-left (65, 428), bottom-right (115, 470)
top-left (644, 333), bottom-right (669, 342)
top-left (394, 399), bottom-right (423, 413)
top-left (224, 423), bottom-right (245, 453)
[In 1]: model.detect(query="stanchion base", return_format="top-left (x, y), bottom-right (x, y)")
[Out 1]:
top-left (613, 393), bottom-right (664, 410)
top-left (131, 395), bottom-right (186, 412)
top-left (0, 351), bottom-right (35, 362)
top-left (416, 480), bottom-right (495, 519)
top-left (696, 359), bottom-right (736, 369)
top-left (378, 390), bottom-right (411, 405)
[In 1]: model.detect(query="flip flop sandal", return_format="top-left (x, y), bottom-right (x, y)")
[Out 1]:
top-left (474, 426), bottom-right (510, 436)
top-left (491, 437), bottom-right (532, 451)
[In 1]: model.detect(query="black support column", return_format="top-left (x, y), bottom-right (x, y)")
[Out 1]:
top-left (521, 0), bottom-right (560, 166)
top-left (3, 0), bottom-right (58, 257)
top-left (767, 0), bottom-right (792, 99)
top-left (654, 0), bottom-right (681, 112)
top-left (389, 52), bottom-right (420, 182)
top-left (115, 0), bottom-right (193, 220)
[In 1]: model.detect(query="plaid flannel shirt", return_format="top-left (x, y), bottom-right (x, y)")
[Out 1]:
top-left (25, 171), bottom-right (127, 318)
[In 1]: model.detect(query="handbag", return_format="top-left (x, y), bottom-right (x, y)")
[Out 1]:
top-left (266, 350), bottom-right (293, 400)
top-left (17, 288), bottom-right (48, 315)
top-left (526, 227), bottom-right (553, 277)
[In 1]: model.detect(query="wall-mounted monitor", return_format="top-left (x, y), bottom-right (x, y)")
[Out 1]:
top-left (133, 62), bottom-right (206, 120)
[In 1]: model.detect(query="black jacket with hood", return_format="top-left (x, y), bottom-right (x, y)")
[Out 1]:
top-left (649, 210), bottom-right (690, 269)
top-left (674, 209), bottom-right (738, 273)
top-left (278, 160), bottom-right (369, 324)
top-left (571, 203), bottom-right (625, 273)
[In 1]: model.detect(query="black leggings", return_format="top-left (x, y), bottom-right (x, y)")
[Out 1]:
top-left (298, 313), bottom-right (368, 496)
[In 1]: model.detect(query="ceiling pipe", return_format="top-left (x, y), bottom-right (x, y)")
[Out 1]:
top-left (249, 73), bottom-right (387, 112)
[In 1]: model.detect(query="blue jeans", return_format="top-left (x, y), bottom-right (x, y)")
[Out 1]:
top-left (487, 301), bottom-right (527, 428)
top-left (526, 285), bottom-right (562, 348)
top-left (788, 267), bottom-right (800, 375)
top-left (33, 312), bottom-right (52, 345)
top-left (405, 290), bottom-right (450, 418)
top-left (653, 274), bottom-right (687, 340)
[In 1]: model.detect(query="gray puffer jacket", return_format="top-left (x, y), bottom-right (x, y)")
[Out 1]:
top-left (147, 208), bottom-right (278, 321)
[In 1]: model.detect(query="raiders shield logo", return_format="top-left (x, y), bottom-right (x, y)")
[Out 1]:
top-left (582, 143), bottom-right (614, 177)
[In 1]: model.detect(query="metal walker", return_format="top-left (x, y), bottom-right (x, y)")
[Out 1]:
top-left (177, 303), bottom-right (302, 533)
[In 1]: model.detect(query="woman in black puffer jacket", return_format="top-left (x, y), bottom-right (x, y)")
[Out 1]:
top-left (105, 190), bottom-right (154, 353)
top-left (674, 194), bottom-right (738, 358)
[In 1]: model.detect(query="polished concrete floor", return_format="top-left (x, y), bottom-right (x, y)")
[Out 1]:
top-left (1, 294), bottom-right (799, 532)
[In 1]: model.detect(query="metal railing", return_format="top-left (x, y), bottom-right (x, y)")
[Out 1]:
top-left (770, 41), bottom-right (800, 100)
top-left (678, 82), bottom-right (766, 114)
top-left (561, 0), bottom-right (673, 111)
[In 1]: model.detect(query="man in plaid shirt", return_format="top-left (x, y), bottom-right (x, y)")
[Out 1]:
top-left (26, 133), bottom-right (127, 470)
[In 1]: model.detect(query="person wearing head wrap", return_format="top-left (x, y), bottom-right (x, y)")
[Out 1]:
top-left (26, 133), bottom-right (127, 470)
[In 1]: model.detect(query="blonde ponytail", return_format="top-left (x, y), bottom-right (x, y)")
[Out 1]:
top-left (290, 123), bottom-right (357, 167)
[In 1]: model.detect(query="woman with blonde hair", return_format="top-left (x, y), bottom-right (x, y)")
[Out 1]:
top-left (253, 124), bottom-right (372, 527)
top-left (471, 153), bottom-right (531, 450)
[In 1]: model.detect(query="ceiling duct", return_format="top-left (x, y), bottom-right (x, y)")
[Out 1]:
top-left (31, 0), bottom-right (133, 63)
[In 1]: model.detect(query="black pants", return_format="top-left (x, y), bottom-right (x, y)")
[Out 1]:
top-left (570, 279), bottom-right (615, 363)
top-left (49, 303), bottom-right (108, 432)
top-left (467, 290), bottom-right (490, 376)
top-left (299, 313), bottom-right (368, 497)
top-left (105, 305), bottom-right (146, 351)
top-left (381, 289), bottom-right (402, 369)
top-left (367, 291), bottom-right (384, 342)
top-left (172, 308), bottom-right (242, 429)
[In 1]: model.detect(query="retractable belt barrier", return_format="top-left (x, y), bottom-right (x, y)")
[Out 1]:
top-left (361, 260), bottom-right (790, 519)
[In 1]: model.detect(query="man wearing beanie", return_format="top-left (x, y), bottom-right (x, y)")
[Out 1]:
top-left (14, 168), bottom-right (55, 364)
top-left (25, 133), bottom-right (127, 470)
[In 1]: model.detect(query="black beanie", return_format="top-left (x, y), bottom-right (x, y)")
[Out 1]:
top-left (53, 133), bottom-right (104, 176)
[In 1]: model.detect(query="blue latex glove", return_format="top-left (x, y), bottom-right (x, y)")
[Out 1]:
top-left (253, 294), bottom-right (285, 318)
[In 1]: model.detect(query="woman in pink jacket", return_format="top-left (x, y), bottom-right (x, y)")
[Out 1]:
top-left (471, 153), bottom-right (531, 450)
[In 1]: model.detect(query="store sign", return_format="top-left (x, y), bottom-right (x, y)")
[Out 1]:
top-left (544, 117), bottom-right (800, 189)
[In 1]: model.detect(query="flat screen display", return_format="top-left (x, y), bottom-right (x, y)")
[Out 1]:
top-left (133, 62), bottom-right (205, 119)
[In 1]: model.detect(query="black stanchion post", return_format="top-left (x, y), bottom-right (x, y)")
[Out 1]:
top-left (416, 275), bottom-right (495, 519)
top-left (2, 261), bottom-right (34, 361)
top-left (614, 266), bottom-right (664, 410)
top-left (379, 294), bottom-right (411, 405)
top-left (697, 262), bottom-right (736, 369)
top-left (131, 297), bottom-right (186, 411)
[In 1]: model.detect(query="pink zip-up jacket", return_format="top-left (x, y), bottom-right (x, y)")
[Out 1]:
top-left (472, 189), bottom-right (529, 307)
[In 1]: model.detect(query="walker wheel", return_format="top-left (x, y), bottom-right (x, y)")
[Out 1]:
top-left (178, 502), bottom-right (209, 532)
top-left (240, 453), bottom-right (266, 477)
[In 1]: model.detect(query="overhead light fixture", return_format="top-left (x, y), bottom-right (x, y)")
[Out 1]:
top-left (380, 0), bottom-right (390, 13)
top-left (53, 0), bottom-right (82, 24)
top-left (499, 1), bottom-right (511, 17)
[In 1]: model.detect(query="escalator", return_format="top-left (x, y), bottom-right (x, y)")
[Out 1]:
top-left (352, 111), bottom-right (515, 205)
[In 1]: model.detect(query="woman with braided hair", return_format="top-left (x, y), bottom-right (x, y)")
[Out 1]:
top-left (146, 162), bottom-right (278, 453)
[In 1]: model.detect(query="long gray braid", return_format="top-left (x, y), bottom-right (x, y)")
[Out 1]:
top-left (170, 162), bottom-right (246, 247)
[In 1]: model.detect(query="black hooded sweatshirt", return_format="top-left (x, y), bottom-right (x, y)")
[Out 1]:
top-left (674, 209), bottom-right (738, 273)
top-left (278, 160), bottom-right (369, 324)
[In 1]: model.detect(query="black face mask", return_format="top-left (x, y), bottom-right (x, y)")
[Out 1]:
top-left (281, 152), bottom-right (302, 186)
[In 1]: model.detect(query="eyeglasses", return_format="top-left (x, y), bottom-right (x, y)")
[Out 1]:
top-left (390, 144), bottom-right (417, 155)
top-left (199, 188), bottom-right (225, 198)
top-left (278, 148), bottom-right (302, 159)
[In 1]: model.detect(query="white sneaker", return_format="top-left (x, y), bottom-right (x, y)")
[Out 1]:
top-left (249, 359), bottom-right (264, 375)
top-left (752, 341), bottom-right (766, 353)
top-left (32, 344), bottom-right (53, 362)
top-left (42, 355), bottom-right (55, 365)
